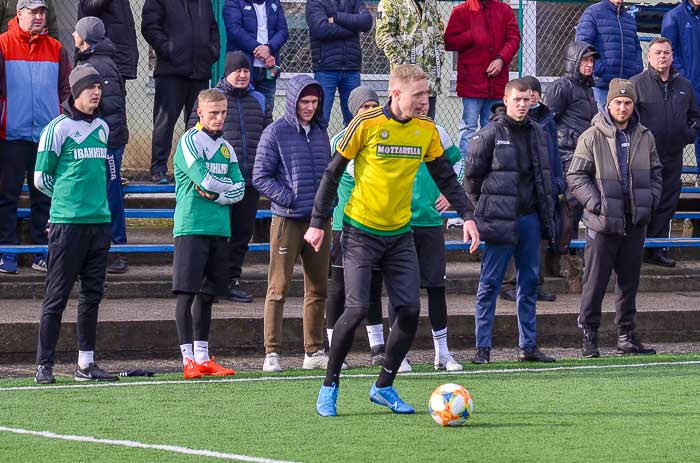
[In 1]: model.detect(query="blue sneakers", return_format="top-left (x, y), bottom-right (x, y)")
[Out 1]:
top-left (369, 383), bottom-right (415, 414)
top-left (0, 253), bottom-right (18, 274)
top-left (316, 383), bottom-right (339, 417)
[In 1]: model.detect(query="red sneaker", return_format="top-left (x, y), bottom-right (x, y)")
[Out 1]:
top-left (197, 357), bottom-right (236, 376)
top-left (183, 358), bottom-right (203, 379)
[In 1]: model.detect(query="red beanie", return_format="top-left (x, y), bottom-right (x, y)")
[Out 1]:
top-left (299, 84), bottom-right (322, 100)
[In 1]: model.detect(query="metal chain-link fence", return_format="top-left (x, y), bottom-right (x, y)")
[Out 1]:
top-left (53, 0), bottom-right (697, 182)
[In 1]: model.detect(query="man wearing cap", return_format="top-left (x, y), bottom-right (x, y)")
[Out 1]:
top-left (74, 16), bottom-right (130, 275)
top-left (187, 51), bottom-right (272, 303)
top-left (0, 0), bottom-right (70, 274)
top-left (0, 0), bottom-right (56, 37)
top-left (33, 64), bottom-right (117, 384)
top-left (631, 37), bottom-right (700, 268)
top-left (253, 75), bottom-right (331, 372)
top-left (568, 78), bottom-right (662, 358)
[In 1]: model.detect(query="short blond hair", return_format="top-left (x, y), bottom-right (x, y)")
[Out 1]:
top-left (389, 64), bottom-right (428, 91)
top-left (198, 88), bottom-right (227, 105)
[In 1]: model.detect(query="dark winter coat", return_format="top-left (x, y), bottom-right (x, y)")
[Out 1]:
top-left (253, 75), bottom-right (330, 219)
top-left (575, 0), bottom-right (643, 88)
top-left (222, 0), bottom-right (288, 70)
top-left (141, 0), bottom-right (219, 80)
top-left (662, 0), bottom-right (700, 97)
top-left (444, 0), bottom-right (520, 99)
top-left (78, 0), bottom-right (138, 80)
top-left (631, 66), bottom-right (700, 159)
top-left (187, 78), bottom-right (272, 186)
top-left (567, 112), bottom-right (662, 235)
top-left (465, 108), bottom-right (555, 244)
top-left (530, 103), bottom-right (565, 197)
top-left (545, 41), bottom-right (599, 163)
top-left (75, 38), bottom-right (128, 148)
top-left (305, 0), bottom-right (372, 72)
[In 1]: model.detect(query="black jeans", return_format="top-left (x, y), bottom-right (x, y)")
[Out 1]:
top-left (150, 76), bottom-right (209, 175)
top-left (228, 186), bottom-right (259, 281)
top-left (578, 218), bottom-right (645, 332)
top-left (36, 223), bottom-right (111, 367)
top-left (0, 139), bottom-right (50, 244)
top-left (646, 154), bottom-right (682, 239)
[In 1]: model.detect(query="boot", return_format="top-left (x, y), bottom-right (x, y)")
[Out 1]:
top-left (582, 329), bottom-right (600, 358)
top-left (617, 330), bottom-right (656, 355)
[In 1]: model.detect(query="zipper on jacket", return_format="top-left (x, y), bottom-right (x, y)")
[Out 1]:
top-left (236, 96), bottom-right (249, 177)
top-left (624, 130), bottom-right (632, 236)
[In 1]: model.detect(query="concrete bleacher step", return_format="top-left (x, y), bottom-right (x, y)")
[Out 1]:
top-left (2, 292), bottom-right (698, 361)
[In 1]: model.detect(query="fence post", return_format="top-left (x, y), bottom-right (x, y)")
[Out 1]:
top-left (517, 0), bottom-right (523, 78)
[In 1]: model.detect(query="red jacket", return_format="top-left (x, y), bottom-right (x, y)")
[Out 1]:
top-left (444, 0), bottom-right (520, 99)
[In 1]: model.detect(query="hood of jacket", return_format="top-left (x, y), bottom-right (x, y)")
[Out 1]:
top-left (75, 37), bottom-right (118, 62)
top-left (564, 41), bottom-right (597, 87)
top-left (7, 16), bottom-right (49, 42)
top-left (593, 109), bottom-right (640, 139)
top-left (283, 75), bottom-right (326, 131)
top-left (216, 76), bottom-right (255, 97)
top-left (61, 97), bottom-right (101, 122)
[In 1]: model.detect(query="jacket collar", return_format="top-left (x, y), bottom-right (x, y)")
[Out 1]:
top-left (647, 64), bottom-right (679, 83)
top-left (604, 0), bottom-right (626, 15)
top-left (7, 16), bottom-right (48, 43)
top-left (594, 110), bottom-right (640, 138)
top-left (217, 77), bottom-right (252, 97)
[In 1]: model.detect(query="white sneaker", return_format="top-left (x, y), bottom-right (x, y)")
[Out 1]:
top-left (341, 361), bottom-right (349, 370)
top-left (435, 353), bottom-right (463, 372)
top-left (263, 353), bottom-right (282, 372)
top-left (302, 350), bottom-right (329, 370)
top-left (398, 357), bottom-right (412, 373)
top-left (446, 217), bottom-right (464, 230)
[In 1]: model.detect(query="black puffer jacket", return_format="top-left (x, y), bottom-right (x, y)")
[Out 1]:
top-left (75, 38), bottom-right (128, 147)
top-left (79, 0), bottom-right (139, 80)
top-left (141, 0), bottom-right (219, 80)
top-left (188, 79), bottom-right (272, 186)
top-left (465, 108), bottom-right (555, 244)
top-left (631, 66), bottom-right (700, 159)
top-left (544, 41), bottom-right (598, 163)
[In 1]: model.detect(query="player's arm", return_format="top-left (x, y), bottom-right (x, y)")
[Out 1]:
top-left (33, 122), bottom-right (63, 198)
top-left (309, 151), bottom-right (351, 229)
top-left (213, 148), bottom-right (246, 205)
top-left (178, 131), bottom-right (235, 196)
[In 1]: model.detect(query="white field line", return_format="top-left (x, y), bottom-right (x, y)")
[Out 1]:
top-left (1, 360), bottom-right (698, 393)
top-left (0, 426), bottom-right (301, 463)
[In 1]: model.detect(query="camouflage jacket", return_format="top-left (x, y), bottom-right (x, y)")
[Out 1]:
top-left (375, 0), bottom-right (445, 96)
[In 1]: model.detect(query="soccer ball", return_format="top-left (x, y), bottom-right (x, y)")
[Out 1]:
top-left (429, 383), bottom-right (474, 427)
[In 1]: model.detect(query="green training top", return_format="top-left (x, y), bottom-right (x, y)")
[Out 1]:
top-left (330, 128), bottom-right (356, 232)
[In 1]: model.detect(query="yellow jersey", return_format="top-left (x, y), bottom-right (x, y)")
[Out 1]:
top-left (336, 106), bottom-right (444, 235)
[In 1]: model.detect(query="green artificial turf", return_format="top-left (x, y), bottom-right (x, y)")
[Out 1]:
top-left (1, 354), bottom-right (699, 462)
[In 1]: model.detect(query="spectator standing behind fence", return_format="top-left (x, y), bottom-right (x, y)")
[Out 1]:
top-left (575, 0), bottom-right (643, 114)
top-left (0, 0), bottom-right (70, 275)
top-left (661, 0), bottom-right (700, 187)
top-left (305, 0), bottom-right (372, 127)
top-left (0, 0), bottom-right (55, 37)
top-left (567, 79), bottom-right (661, 358)
top-left (78, 0), bottom-right (139, 81)
top-left (632, 38), bottom-right (700, 268)
top-left (375, 0), bottom-right (444, 119)
top-left (187, 52), bottom-right (272, 303)
top-left (223, 0), bottom-right (288, 113)
top-left (466, 79), bottom-right (556, 365)
top-left (253, 75), bottom-right (331, 373)
top-left (74, 17), bottom-right (130, 275)
top-left (443, 0), bottom-right (520, 156)
top-left (33, 64), bottom-right (117, 384)
top-left (142, 0), bottom-right (220, 185)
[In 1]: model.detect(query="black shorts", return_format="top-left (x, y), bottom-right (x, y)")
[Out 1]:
top-left (412, 225), bottom-right (446, 288)
top-left (172, 235), bottom-right (230, 296)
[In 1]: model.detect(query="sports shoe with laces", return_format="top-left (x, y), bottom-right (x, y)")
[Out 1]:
top-left (582, 330), bottom-right (600, 358)
top-left (263, 352), bottom-right (282, 372)
top-left (316, 383), bottom-right (339, 417)
top-left (227, 279), bottom-right (253, 303)
top-left (197, 357), bottom-right (236, 376)
top-left (519, 346), bottom-right (556, 363)
top-left (369, 384), bottom-right (414, 414)
top-left (32, 254), bottom-right (48, 272)
top-left (435, 353), bottom-right (463, 372)
top-left (74, 363), bottom-right (119, 381)
top-left (617, 330), bottom-right (656, 355)
top-left (0, 253), bottom-right (18, 274)
top-left (472, 347), bottom-right (491, 364)
top-left (302, 350), bottom-right (328, 370)
top-left (398, 357), bottom-right (412, 373)
top-left (183, 358), bottom-right (203, 379)
top-left (35, 365), bottom-right (55, 384)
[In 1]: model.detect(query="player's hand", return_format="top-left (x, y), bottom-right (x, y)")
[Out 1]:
top-left (435, 194), bottom-right (451, 213)
top-left (304, 227), bottom-right (325, 252)
top-left (463, 220), bottom-right (480, 254)
top-left (195, 185), bottom-right (217, 201)
top-left (485, 58), bottom-right (504, 77)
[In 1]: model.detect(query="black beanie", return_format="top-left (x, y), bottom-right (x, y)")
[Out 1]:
top-left (225, 51), bottom-right (251, 76)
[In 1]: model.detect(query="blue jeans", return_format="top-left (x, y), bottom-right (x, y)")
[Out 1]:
top-left (252, 67), bottom-right (277, 113)
top-left (474, 213), bottom-right (541, 350)
top-left (592, 87), bottom-right (608, 115)
top-left (459, 98), bottom-right (501, 156)
top-left (106, 146), bottom-right (127, 245)
top-left (314, 71), bottom-right (361, 127)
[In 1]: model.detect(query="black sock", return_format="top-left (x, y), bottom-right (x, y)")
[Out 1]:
top-left (376, 306), bottom-right (419, 388)
top-left (175, 293), bottom-right (196, 345)
top-left (323, 306), bottom-right (367, 387)
top-left (193, 293), bottom-right (214, 341)
top-left (426, 287), bottom-right (447, 332)
top-left (325, 267), bottom-right (345, 329)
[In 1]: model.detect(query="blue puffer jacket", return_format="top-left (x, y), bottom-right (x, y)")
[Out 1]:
top-left (575, 0), bottom-right (643, 88)
top-left (305, 0), bottom-right (373, 72)
top-left (253, 75), bottom-right (330, 219)
top-left (662, 0), bottom-right (700, 96)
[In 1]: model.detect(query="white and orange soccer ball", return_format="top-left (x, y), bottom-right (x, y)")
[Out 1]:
top-left (428, 383), bottom-right (474, 427)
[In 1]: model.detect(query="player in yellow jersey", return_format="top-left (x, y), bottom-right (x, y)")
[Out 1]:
top-left (306, 65), bottom-right (480, 417)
